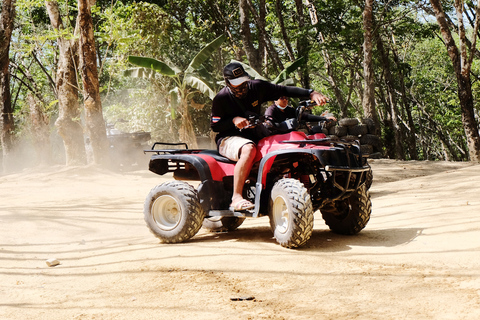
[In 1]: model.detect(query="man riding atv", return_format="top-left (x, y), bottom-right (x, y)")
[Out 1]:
top-left (211, 62), bottom-right (329, 212)
top-left (143, 64), bottom-right (372, 249)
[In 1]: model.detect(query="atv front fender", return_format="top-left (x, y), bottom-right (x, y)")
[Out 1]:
top-left (252, 147), bottom-right (370, 213)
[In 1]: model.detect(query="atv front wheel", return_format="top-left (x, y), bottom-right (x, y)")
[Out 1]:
top-left (202, 216), bottom-right (245, 232)
top-left (321, 185), bottom-right (371, 235)
top-left (268, 178), bottom-right (314, 248)
top-left (144, 181), bottom-right (205, 243)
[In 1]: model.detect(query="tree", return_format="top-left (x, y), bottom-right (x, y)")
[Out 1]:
top-left (362, 0), bottom-right (381, 137)
top-left (127, 35), bottom-right (226, 148)
top-left (0, 0), bottom-right (16, 172)
top-left (78, 0), bottom-right (109, 166)
top-left (46, 0), bottom-right (87, 166)
top-left (429, 0), bottom-right (480, 162)
top-left (239, 0), bottom-right (262, 72)
top-left (27, 93), bottom-right (51, 164)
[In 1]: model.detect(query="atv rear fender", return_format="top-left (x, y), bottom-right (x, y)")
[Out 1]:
top-left (147, 150), bottom-right (236, 213)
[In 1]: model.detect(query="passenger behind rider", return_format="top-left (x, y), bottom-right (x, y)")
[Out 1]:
top-left (210, 62), bottom-right (328, 211)
top-left (264, 96), bottom-right (337, 133)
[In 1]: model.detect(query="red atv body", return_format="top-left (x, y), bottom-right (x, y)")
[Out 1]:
top-left (144, 115), bottom-right (372, 248)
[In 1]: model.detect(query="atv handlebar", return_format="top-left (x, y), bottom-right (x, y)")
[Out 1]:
top-left (240, 100), bottom-right (331, 134)
top-left (296, 100), bottom-right (326, 123)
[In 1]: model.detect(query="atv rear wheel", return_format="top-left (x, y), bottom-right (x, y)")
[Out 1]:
top-left (268, 178), bottom-right (314, 248)
top-left (144, 181), bottom-right (205, 243)
top-left (321, 185), bottom-right (371, 235)
top-left (202, 216), bottom-right (245, 232)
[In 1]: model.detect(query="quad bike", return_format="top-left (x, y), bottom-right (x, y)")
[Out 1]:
top-left (143, 100), bottom-right (372, 248)
top-left (106, 122), bottom-right (151, 168)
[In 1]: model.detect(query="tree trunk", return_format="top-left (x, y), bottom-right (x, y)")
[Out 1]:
top-left (78, 0), bottom-right (109, 166)
top-left (0, 0), bottom-right (16, 172)
top-left (27, 93), bottom-right (52, 164)
top-left (391, 41), bottom-right (418, 160)
top-left (376, 33), bottom-right (404, 159)
top-left (377, 85), bottom-right (395, 159)
top-left (246, 0), bottom-right (283, 75)
top-left (430, 0), bottom-right (480, 162)
top-left (362, 0), bottom-right (381, 137)
top-left (239, 0), bottom-right (262, 71)
top-left (295, 0), bottom-right (310, 88)
top-left (46, 0), bottom-right (87, 166)
top-left (178, 92), bottom-right (198, 149)
top-left (422, 110), bottom-right (461, 161)
top-left (274, 0), bottom-right (296, 62)
top-left (321, 46), bottom-right (349, 118)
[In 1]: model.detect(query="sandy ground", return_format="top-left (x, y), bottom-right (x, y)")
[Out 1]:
top-left (1, 158), bottom-right (480, 320)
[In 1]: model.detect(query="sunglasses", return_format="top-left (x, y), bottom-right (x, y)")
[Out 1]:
top-left (279, 96), bottom-right (288, 100)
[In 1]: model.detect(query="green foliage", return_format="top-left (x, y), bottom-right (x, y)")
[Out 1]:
top-left (127, 56), bottom-right (177, 76)
top-left (127, 34), bottom-right (226, 100)
top-left (5, 0), bottom-right (478, 161)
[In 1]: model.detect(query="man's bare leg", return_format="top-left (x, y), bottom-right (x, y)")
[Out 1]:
top-left (231, 143), bottom-right (256, 206)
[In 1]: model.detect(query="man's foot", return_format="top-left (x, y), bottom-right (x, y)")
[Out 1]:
top-left (229, 199), bottom-right (255, 212)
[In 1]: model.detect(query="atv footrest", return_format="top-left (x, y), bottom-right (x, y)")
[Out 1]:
top-left (208, 210), bottom-right (253, 218)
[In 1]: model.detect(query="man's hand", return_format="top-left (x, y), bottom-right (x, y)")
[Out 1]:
top-left (310, 91), bottom-right (329, 106)
top-left (326, 116), bottom-right (337, 122)
top-left (233, 116), bottom-right (250, 129)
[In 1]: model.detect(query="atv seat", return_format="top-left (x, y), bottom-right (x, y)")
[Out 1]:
top-left (199, 150), bottom-right (236, 164)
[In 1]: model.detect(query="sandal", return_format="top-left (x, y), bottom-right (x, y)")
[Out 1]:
top-left (229, 199), bottom-right (255, 212)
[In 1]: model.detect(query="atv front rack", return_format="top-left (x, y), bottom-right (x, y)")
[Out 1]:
top-left (324, 165), bottom-right (370, 194)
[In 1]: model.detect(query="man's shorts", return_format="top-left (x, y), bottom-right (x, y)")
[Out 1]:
top-left (218, 136), bottom-right (255, 161)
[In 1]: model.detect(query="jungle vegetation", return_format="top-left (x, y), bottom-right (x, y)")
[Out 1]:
top-left (1, 0), bottom-right (480, 172)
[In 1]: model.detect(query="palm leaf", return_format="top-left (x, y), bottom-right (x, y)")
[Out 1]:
top-left (128, 56), bottom-right (177, 77)
top-left (186, 35), bottom-right (226, 74)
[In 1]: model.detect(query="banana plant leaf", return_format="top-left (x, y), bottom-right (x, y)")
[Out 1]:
top-left (186, 35), bottom-right (226, 74)
top-left (272, 57), bottom-right (305, 84)
top-left (230, 59), bottom-right (269, 81)
top-left (185, 74), bottom-right (215, 100)
top-left (196, 65), bottom-right (215, 87)
top-left (128, 56), bottom-right (177, 77)
top-left (276, 79), bottom-right (295, 86)
top-left (123, 67), bottom-right (155, 78)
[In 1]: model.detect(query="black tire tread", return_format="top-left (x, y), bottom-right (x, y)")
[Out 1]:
top-left (339, 118), bottom-right (359, 127)
top-left (269, 178), bottom-right (314, 248)
top-left (144, 181), bottom-right (205, 243)
top-left (321, 185), bottom-right (371, 235)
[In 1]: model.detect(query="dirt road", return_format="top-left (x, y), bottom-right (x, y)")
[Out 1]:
top-left (1, 159), bottom-right (479, 319)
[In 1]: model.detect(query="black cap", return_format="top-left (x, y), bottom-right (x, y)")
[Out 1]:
top-left (223, 62), bottom-right (251, 85)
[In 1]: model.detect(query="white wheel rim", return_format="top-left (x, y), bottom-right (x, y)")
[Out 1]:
top-left (272, 195), bottom-right (289, 234)
top-left (152, 195), bottom-right (181, 230)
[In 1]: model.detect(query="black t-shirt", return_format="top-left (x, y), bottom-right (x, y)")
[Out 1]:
top-left (264, 104), bottom-right (297, 123)
top-left (211, 79), bottom-right (311, 143)
top-left (265, 104), bottom-right (327, 124)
